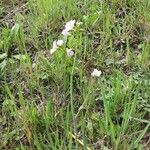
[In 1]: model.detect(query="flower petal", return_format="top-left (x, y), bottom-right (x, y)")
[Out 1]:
top-left (91, 69), bottom-right (102, 77)
top-left (50, 41), bottom-right (58, 54)
top-left (62, 29), bottom-right (70, 36)
top-left (65, 20), bottom-right (76, 31)
top-left (66, 48), bottom-right (74, 57)
top-left (57, 40), bottom-right (64, 46)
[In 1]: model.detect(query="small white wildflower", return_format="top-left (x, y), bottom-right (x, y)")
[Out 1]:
top-left (91, 69), bottom-right (102, 77)
top-left (50, 40), bottom-right (58, 54)
top-left (62, 20), bottom-right (76, 36)
top-left (65, 20), bottom-right (76, 31)
top-left (57, 40), bottom-right (64, 46)
top-left (66, 48), bottom-right (74, 57)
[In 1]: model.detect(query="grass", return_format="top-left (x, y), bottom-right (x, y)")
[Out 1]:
top-left (0, 0), bottom-right (150, 149)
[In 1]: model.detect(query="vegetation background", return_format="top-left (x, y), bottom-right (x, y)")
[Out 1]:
top-left (0, 0), bottom-right (150, 149)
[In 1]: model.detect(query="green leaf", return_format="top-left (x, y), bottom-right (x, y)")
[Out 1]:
top-left (10, 23), bottom-right (20, 37)
top-left (13, 54), bottom-right (27, 60)
top-left (0, 53), bottom-right (7, 60)
top-left (0, 59), bottom-right (7, 70)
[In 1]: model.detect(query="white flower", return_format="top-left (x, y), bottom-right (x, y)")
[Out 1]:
top-left (50, 39), bottom-right (64, 54)
top-left (57, 40), bottom-right (64, 46)
top-left (65, 20), bottom-right (76, 31)
top-left (61, 29), bottom-right (70, 36)
top-left (91, 69), bottom-right (102, 77)
top-left (66, 48), bottom-right (74, 57)
top-left (50, 40), bottom-right (58, 54)
top-left (61, 20), bottom-right (76, 36)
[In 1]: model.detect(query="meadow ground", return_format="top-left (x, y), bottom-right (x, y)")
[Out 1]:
top-left (0, 0), bottom-right (150, 149)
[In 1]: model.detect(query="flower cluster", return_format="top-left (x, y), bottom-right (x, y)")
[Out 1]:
top-left (50, 20), bottom-right (102, 77)
top-left (50, 20), bottom-right (76, 55)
